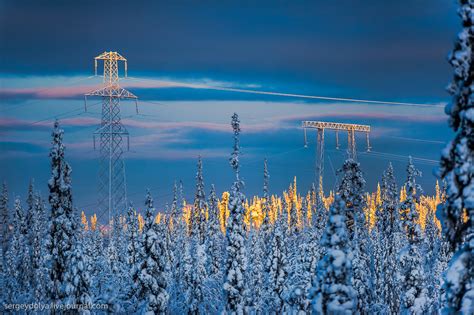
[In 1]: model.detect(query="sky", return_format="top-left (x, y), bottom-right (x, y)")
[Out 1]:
top-left (0, 0), bottom-right (460, 217)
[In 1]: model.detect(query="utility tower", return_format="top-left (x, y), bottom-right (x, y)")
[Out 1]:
top-left (85, 51), bottom-right (138, 222)
top-left (302, 121), bottom-right (371, 187)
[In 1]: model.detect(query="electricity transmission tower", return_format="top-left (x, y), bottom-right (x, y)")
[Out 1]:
top-left (302, 120), bottom-right (371, 187)
top-left (85, 51), bottom-right (138, 222)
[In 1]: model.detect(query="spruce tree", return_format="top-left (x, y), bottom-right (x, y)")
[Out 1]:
top-left (64, 210), bottom-right (92, 310)
top-left (260, 158), bottom-right (272, 242)
top-left (337, 158), bottom-right (373, 312)
top-left (31, 194), bottom-right (47, 301)
top-left (436, 1), bottom-right (474, 313)
top-left (207, 184), bottom-right (223, 278)
top-left (46, 120), bottom-right (93, 308)
top-left (265, 214), bottom-right (289, 312)
top-left (126, 204), bottom-right (141, 276)
top-left (373, 163), bottom-right (401, 313)
top-left (5, 198), bottom-right (29, 302)
top-left (47, 120), bottom-right (76, 305)
top-left (310, 196), bottom-right (357, 314)
top-left (247, 223), bottom-right (266, 313)
top-left (398, 158), bottom-right (430, 314)
top-left (224, 113), bottom-right (248, 314)
top-left (193, 157), bottom-right (207, 243)
top-left (0, 182), bottom-right (8, 255)
top-left (135, 191), bottom-right (169, 313)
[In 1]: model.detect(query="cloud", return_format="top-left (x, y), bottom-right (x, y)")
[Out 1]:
top-left (0, 75), bottom-right (263, 101)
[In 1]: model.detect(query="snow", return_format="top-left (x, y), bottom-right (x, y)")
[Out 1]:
top-left (1, 91), bottom-right (473, 315)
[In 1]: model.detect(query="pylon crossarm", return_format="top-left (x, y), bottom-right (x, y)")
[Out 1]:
top-left (302, 121), bottom-right (370, 132)
top-left (94, 51), bottom-right (127, 61)
top-left (85, 87), bottom-right (138, 99)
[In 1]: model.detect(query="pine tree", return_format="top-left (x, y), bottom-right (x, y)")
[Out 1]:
top-left (135, 191), bottom-right (169, 313)
top-left (310, 196), bottom-right (357, 314)
top-left (398, 158), bottom-right (430, 314)
top-left (224, 113), bottom-right (248, 314)
top-left (436, 1), bottom-right (474, 313)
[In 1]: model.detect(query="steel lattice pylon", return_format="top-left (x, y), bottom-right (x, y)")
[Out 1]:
top-left (302, 120), bottom-right (371, 188)
top-left (85, 51), bottom-right (138, 222)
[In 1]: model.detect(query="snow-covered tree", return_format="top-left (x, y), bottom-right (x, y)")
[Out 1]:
top-left (309, 196), bottom-right (357, 314)
top-left (31, 194), bottom-right (47, 301)
top-left (64, 210), bottom-right (92, 311)
top-left (246, 223), bottom-right (266, 313)
top-left (436, 1), bottom-right (474, 313)
top-left (46, 120), bottom-right (94, 309)
top-left (97, 216), bottom-right (130, 311)
top-left (188, 238), bottom-right (208, 314)
top-left (260, 158), bottom-right (272, 242)
top-left (47, 120), bottom-right (77, 304)
top-left (126, 204), bottom-right (141, 277)
top-left (193, 157), bottom-right (208, 244)
top-left (265, 213), bottom-right (289, 312)
top-left (207, 184), bottom-right (223, 278)
top-left (398, 158), bottom-right (430, 314)
top-left (434, 236), bottom-right (453, 310)
top-left (5, 198), bottom-right (30, 302)
top-left (313, 181), bottom-right (327, 234)
top-left (337, 158), bottom-right (373, 312)
top-left (135, 191), bottom-right (169, 313)
top-left (374, 163), bottom-right (401, 313)
top-left (170, 181), bottom-right (179, 229)
top-left (0, 182), bottom-right (8, 255)
top-left (26, 179), bottom-right (35, 242)
top-left (223, 113), bottom-right (248, 314)
top-left (337, 159), bottom-right (366, 240)
top-left (180, 236), bottom-right (194, 312)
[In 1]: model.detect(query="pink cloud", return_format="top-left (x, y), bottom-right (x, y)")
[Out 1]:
top-left (0, 116), bottom-right (100, 129)
top-left (122, 117), bottom-right (286, 134)
top-left (0, 80), bottom-right (189, 99)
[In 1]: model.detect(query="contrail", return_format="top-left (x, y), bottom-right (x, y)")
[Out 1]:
top-left (126, 76), bottom-right (445, 108)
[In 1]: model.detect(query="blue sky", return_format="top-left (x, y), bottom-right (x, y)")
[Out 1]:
top-left (0, 0), bottom-right (459, 215)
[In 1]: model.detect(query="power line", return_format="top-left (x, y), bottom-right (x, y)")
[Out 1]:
top-left (26, 101), bottom-right (102, 127)
top-left (388, 136), bottom-right (446, 144)
top-left (125, 76), bottom-right (444, 108)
